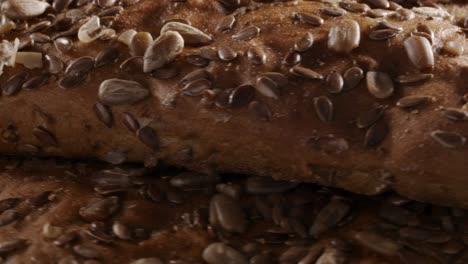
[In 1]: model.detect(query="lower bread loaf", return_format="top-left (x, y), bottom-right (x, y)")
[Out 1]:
top-left (0, 157), bottom-right (467, 263)
top-left (0, 0), bottom-right (467, 208)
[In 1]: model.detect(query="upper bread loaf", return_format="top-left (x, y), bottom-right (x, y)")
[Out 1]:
top-left (0, 0), bottom-right (467, 207)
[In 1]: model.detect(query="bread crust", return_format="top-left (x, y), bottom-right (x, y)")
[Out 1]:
top-left (0, 0), bottom-right (467, 207)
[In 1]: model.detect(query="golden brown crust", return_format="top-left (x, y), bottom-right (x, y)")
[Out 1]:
top-left (0, 157), bottom-right (466, 263)
top-left (0, 0), bottom-right (467, 208)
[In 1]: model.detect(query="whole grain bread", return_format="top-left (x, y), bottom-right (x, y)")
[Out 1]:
top-left (0, 0), bottom-right (467, 208)
top-left (0, 157), bottom-right (465, 263)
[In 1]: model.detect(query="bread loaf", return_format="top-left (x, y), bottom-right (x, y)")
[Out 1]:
top-left (0, 0), bottom-right (467, 208)
top-left (0, 157), bottom-right (465, 263)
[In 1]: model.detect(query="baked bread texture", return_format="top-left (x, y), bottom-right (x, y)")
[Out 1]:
top-left (0, 0), bottom-right (467, 208)
top-left (0, 157), bottom-right (466, 264)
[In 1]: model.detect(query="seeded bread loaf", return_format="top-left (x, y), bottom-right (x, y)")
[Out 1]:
top-left (1, 157), bottom-right (468, 264)
top-left (0, 0), bottom-right (467, 208)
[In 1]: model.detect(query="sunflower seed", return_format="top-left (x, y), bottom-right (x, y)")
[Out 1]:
top-left (1, 125), bottom-right (19, 144)
top-left (315, 245), bottom-right (347, 264)
top-left (246, 176), bottom-right (298, 194)
top-left (33, 126), bottom-right (58, 147)
top-left (93, 102), bottom-right (113, 128)
top-left (282, 52), bottom-right (301, 66)
top-left (130, 258), bottom-right (163, 264)
top-left (356, 105), bottom-right (387, 128)
top-left (199, 46), bottom-right (219, 60)
top-left (97, 6), bottom-right (124, 16)
top-left (261, 72), bottom-right (288, 87)
top-left (180, 69), bottom-right (211, 86)
top-left (96, 0), bottom-right (116, 7)
top-left (45, 54), bottom-right (63, 74)
top-left (444, 108), bottom-right (468, 121)
top-left (326, 71), bottom-right (344, 94)
top-left (365, 119), bottom-right (388, 147)
top-left (354, 231), bottom-right (401, 255)
top-left (249, 101), bottom-right (272, 122)
top-left (250, 253), bottom-right (272, 264)
top-left (320, 7), bottom-right (347, 17)
top-left (328, 19), bottom-right (360, 54)
top-left (416, 23), bottom-right (434, 42)
top-left (0, 239), bottom-right (27, 254)
top-left (369, 29), bottom-right (399, 40)
top-left (54, 37), bottom-right (73, 53)
top-left (367, 71), bottom-right (394, 99)
top-left (247, 46), bottom-right (266, 65)
top-left (314, 96), bottom-right (334, 122)
top-left (379, 204), bottom-right (418, 226)
top-left (144, 31), bottom-right (184, 72)
top-left (102, 149), bottom-right (127, 165)
top-left (123, 112), bottom-right (140, 133)
top-left (112, 222), bottom-right (132, 240)
top-left (73, 244), bottom-right (101, 259)
top-left (130, 32), bottom-right (153, 56)
top-left (229, 84), bottom-right (255, 107)
top-left (66, 56), bottom-right (94, 76)
top-left (120, 56), bottom-right (143, 74)
top-left (217, 15), bottom-right (236, 32)
top-left (297, 244), bottom-right (324, 264)
top-left (392, 8), bottom-right (414, 21)
top-left (0, 198), bottom-right (20, 214)
top-left (210, 194), bottom-right (246, 233)
top-left (431, 130), bottom-right (466, 148)
top-left (2, 71), bottom-right (29, 96)
top-left (364, 0), bottom-right (389, 8)
top-left (186, 55), bottom-right (209, 67)
top-left (290, 66), bottom-right (323, 80)
top-left (0, 210), bottom-right (18, 226)
top-left (137, 126), bottom-right (159, 151)
top-left (292, 12), bottom-right (324, 26)
top-left (255, 76), bottom-right (279, 99)
top-left (26, 20), bottom-right (51, 33)
top-left (343, 67), bottom-right (363, 91)
top-left (218, 46), bottom-right (237, 61)
top-left (232, 25), bottom-right (260, 41)
top-left (151, 66), bottom-right (180, 79)
top-left (53, 0), bottom-right (72, 11)
top-left (202, 243), bottom-right (248, 264)
top-left (99, 79), bottom-right (149, 105)
top-left (42, 223), bottom-right (63, 239)
top-left (79, 196), bottom-right (120, 222)
top-left (58, 73), bottom-right (87, 89)
top-left (444, 40), bottom-right (465, 57)
top-left (54, 231), bottom-right (78, 247)
top-left (310, 197), bottom-right (351, 237)
top-left (280, 247), bottom-right (309, 263)
top-left (181, 79), bottom-right (211, 96)
top-left (170, 172), bottom-right (220, 189)
top-left (395, 73), bottom-right (433, 84)
top-left (17, 144), bottom-right (40, 155)
top-left (161, 22), bottom-right (212, 46)
top-left (339, 1), bottom-right (370, 13)
top-left (30, 32), bottom-right (50, 43)
top-left (396, 96), bottom-right (430, 108)
top-left (22, 74), bottom-right (49, 90)
top-left (294, 32), bottom-right (314, 52)
top-left (95, 47), bottom-right (119, 67)
top-left (4, 0), bottom-right (50, 19)
top-left (404, 36), bottom-right (434, 70)
top-left (377, 21), bottom-right (403, 31)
